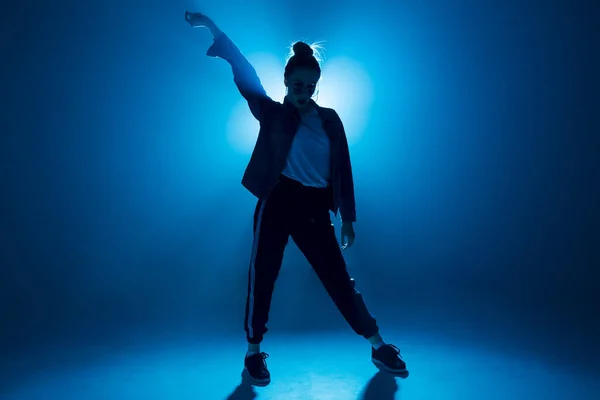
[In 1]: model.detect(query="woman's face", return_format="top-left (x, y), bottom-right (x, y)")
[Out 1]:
top-left (285, 67), bottom-right (320, 109)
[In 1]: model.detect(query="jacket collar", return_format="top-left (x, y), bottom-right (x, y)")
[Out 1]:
top-left (283, 97), bottom-right (336, 124)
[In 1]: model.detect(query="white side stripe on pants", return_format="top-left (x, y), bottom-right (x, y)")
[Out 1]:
top-left (247, 199), bottom-right (268, 339)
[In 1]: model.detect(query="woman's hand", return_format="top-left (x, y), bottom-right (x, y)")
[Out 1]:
top-left (185, 11), bottom-right (212, 28)
top-left (341, 222), bottom-right (355, 251)
top-left (185, 11), bottom-right (222, 38)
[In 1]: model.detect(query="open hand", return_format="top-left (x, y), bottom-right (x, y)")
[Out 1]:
top-left (341, 222), bottom-right (355, 251)
top-left (185, 11), bottom-right (211, 28)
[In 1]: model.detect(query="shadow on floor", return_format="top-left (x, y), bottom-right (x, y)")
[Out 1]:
top-left (223, 369), bottom-right (407, 400)
top-left (224, 370), bottom-right (258, 400)
top-left (359, 369), bottom-right (407, 400)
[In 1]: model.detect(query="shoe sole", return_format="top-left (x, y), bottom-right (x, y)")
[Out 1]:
top-left (371, 358), bottom-right (409, 377)
top-left (243, 367), bottom-right (271, 386)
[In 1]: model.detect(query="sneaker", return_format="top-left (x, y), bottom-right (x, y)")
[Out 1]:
top-left (244, 352), bottom-right (271, 386)
top-left (372, 344), bottom-right (408, 376)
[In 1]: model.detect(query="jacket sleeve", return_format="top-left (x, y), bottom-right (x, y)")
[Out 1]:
top-left (338, 117), bottom-right (357, 223)
top-left (206, 32), bottom-right (274, 121)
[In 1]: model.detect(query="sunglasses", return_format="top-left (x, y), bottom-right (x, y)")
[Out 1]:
top-left (291, 82), bottom-right (317, 97)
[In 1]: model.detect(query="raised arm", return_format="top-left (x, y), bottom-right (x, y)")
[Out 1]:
top-left (185, 11), bottom-right (274, 121)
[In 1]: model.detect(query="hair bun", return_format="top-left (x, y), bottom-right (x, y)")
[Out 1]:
top-left (293, 41), bottom-right (314, 58)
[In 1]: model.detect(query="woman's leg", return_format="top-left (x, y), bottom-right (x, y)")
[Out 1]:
top-left (290, 215), bottom-right (379, 339)
top-left (244, 197), bottom-right (289, 346)
top-left (291, 213), bottom-right (408, 375)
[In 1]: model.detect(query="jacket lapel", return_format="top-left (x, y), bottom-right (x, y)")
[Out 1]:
top-left (312, 101), bottom-right (338, 140)
top-left (282, 98), bottom-right (338, 140)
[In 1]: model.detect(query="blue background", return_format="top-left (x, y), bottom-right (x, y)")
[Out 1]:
top-left (1, 0), bottom-right (598, 395)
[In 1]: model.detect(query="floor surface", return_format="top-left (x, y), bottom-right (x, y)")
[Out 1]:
top-left (2, 329), bottom-right (598, 400)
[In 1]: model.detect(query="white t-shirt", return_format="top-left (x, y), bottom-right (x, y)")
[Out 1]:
top-left (282, 107), bottom-right (331, 188)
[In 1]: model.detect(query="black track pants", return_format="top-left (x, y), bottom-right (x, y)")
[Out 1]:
top-left (244, 175), bottom-right (379, 344)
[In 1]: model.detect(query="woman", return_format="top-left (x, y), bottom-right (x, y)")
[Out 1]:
top-left (185, 11), bottom-right (407, 386)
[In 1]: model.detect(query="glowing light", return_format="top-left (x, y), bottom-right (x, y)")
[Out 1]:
top-left (227, 54), bottom-right (373, 154)
top-left (317, 57), bottom-right (374, 146)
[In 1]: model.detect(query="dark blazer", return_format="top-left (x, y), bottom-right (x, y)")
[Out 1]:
top-left (207, 33), bottom-right (356, 222)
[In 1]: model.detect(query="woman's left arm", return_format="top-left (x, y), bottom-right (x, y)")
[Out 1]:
top-left (337, 117), bottom-right (356, 224)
